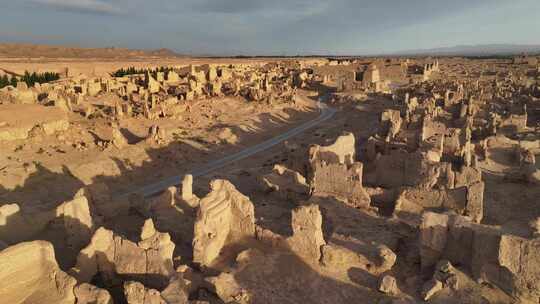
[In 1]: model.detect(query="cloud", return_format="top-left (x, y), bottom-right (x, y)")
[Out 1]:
top-left (4, 0), bottom-right (537, 55)
top-left (31, 0), bottom-right (122, 15)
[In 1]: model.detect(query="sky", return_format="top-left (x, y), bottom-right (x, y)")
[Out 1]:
top-left (0, 0), bottom-right (539, 55)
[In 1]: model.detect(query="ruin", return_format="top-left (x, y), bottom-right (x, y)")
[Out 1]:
top-left (71, 219), bottom-right (175, 290)
top-left (0, 40), bottom-right (539, 304)
top-left (308, 133), bottom-right (371, 208)
top-left (192, 180), bottom-right (256, 269)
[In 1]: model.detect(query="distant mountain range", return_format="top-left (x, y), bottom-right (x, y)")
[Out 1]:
top-left (1, 42), bottom-right (539, 59)
top-left (389, 44), bottom-right (540, 57)
top-left (0, 43), bottom-right (182, 59)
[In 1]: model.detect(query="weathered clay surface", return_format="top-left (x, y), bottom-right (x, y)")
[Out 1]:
top-left (395, 181), bottom-right (484, 223)
top-left (309, 132), bottom-right (356, 165)
top-left (419, 211), bottom-right (540, 302)
top-left (309, 133), bottom-right (371, 208)
top-left (74, 283), bottom-right (113, 304)
top-left (260, 164), bottom-right (309, 200)
top-left (0, 241), bottom-right (77, 304)
top-left (310, 160), bottom-right (371, 208)
top-left (287, 204), bottom-right (326, 262)
top-left (71, 219), bottom-right (175, 290)
top-left (124, 281), bottom-right (166, 304)
top-left (193, 180), bottom-right (256, 268)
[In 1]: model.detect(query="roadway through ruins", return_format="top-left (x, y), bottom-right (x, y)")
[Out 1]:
top-left (120, 97), bottom-right (337, 198)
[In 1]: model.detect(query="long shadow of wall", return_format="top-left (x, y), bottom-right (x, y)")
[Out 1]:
top-left (0, 164), bottom-right (85, 210)
top-left (0, 103), bottom-right (319, 270)
top-left (208, 235), bottom-right (392, 304)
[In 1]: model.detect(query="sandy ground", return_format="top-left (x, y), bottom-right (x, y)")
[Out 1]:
top-left (0, 57), bottom-right (299, 77)
top-left (0, 91), bottom-right (319, 209)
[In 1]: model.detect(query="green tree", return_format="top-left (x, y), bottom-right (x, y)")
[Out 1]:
top-left (19, 70), bottom-right (60, 86)
top-left (10, 76), bottom-right (18, 87)
top-left (21, 71), bottom-right (31, 86)
top-left (0, 74), bottom-right (8, 88)
top-left (30, 72), bottom-right (38, 86)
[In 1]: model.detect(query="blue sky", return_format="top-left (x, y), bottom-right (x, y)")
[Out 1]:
top-left (0, 0), bottom-right (539, 55)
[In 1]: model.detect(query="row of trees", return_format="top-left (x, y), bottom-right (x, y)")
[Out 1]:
top-left (0, 71), bottom-right (60, 89)
top-left (110, 66), bottom-right (147, 77)
top-left (110, 66), bottom-right (175, 79)
top-left (20, 71), bottom-right (60, 87)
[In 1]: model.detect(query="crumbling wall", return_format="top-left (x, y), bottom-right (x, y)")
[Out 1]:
top-left (395, 181), bottom-right (484, 223)
top-left (419, 212), bottom-right (540, 302)
top-left (380, 109), bottom-right (402, 140)
top-left (309, 132), bottom-right (356, 165)
top-left (0, 241), bottom-right (77, 304)
top-left (365, 150), bottom-right (441, 189)
top-left (310, 160), bottom-right (371, 208)
top-left (71, 219), bottom-right (175, 290)
top-left (286, 204), bottom-right (326, 262)
top-left (308, 133), bottom-right (371, 208)
top-left (192, 180), bottom-right (256, 268)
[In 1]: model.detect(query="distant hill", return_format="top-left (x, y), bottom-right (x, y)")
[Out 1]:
top-left (390, 44), bottom-right (540, 57)
top-left (0, 43), bottom-right (182, 59)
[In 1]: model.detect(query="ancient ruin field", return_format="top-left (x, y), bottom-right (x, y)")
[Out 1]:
top-left (0, 48), bottom-right (539, 304)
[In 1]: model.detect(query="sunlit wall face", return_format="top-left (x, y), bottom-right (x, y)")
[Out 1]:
top-left (0, 0), bottom-right (539, 55)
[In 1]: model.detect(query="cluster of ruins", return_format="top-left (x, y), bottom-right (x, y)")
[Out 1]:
top-left (0, 62), bottom-right (305, 126)
top-left (0, 54), bottom-right (539, 303)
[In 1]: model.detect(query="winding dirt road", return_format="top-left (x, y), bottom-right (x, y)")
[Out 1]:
top-left (121, 98), bottom-right (336, 198)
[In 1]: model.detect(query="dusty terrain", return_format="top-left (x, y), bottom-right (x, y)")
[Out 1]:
top-left (1, 49), bottom-right (540, 304)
